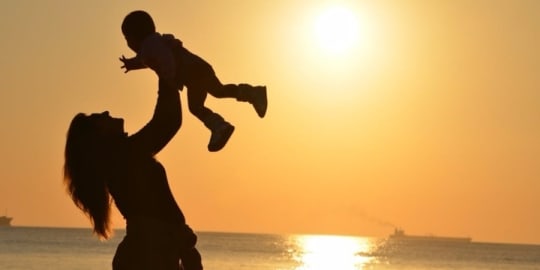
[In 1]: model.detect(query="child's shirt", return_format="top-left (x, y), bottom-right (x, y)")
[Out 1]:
top-left (135, 32), bottom-right (179, 88)
top-left (134, 32), bottom-right (208, 90)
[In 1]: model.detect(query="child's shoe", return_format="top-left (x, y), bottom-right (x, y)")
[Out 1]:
top-left (238, 84), bottom-right (267, 118)
top-left (251, 86), bottom-right (267, 118)
top-left (208, 121), bottom-right (235, 152)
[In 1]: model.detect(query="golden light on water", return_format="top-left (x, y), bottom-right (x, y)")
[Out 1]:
top-left (291, 235), bottom-right (375, 270)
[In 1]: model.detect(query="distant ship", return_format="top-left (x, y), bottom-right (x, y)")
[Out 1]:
top-left (0, 216), bottom-right (13, 227)
top-left (389, 228), bottom-right (471, 243)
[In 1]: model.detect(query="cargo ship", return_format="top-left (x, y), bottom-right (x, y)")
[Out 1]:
top-left (389, 228), bottom-right (471, 243)
top-left (0, 215), bottom-right (13, 226)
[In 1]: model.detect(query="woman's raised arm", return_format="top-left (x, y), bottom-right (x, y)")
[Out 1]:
top-left (128, 79), bottom-right (182, 156)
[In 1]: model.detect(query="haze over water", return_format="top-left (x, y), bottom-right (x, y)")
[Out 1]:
top-left (2, 227), bottom-right (540, 270)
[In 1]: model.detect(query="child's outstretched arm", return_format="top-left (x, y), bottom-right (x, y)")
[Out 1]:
top-left (119, 55), bottom-right (147, 73)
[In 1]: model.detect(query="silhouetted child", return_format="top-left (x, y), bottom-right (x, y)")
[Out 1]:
top-left (120, 10), bottom-right (267, 152)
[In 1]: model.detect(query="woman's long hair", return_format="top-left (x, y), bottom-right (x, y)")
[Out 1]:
top-left (64, 113), bottom-right (113, 239)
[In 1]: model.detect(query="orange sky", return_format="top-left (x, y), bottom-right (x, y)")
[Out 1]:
top-left (1, 0), bottom-right (539, 245)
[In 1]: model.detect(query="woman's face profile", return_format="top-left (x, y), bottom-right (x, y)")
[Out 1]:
top-left (90, 111), bottom-right (125, 137)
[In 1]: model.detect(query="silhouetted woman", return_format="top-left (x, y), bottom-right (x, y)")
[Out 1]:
top-left (64, 80), bottom-right (203, 270)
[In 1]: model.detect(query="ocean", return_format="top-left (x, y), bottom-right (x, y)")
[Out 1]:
top-left (1, 227), bottom-right (539, 270)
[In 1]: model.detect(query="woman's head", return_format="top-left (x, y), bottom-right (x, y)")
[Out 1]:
top-left (121, 10), bottom-right (156, 52)
top-left (64, 111), bottom-right (125, 239)
top-left (65, 111), bottom-right (125, 171)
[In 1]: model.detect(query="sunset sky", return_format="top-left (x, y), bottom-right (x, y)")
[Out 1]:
top-left (1, 0), bottom-right (539, 245)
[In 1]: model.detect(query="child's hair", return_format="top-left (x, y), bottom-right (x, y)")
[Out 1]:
top-left (121, 10), bottom-right (156, 41)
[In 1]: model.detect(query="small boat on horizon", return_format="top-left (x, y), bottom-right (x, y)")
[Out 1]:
top-left (389, 228), bottom-right (472, 243)
top-left (0, 215), bottom-right (13, 227)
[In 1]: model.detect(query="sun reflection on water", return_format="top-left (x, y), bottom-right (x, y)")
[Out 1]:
top-left (289, 234), bottom-right (376, 270)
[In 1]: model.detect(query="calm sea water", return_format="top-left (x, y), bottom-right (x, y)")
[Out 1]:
top-left (1, 227), bottom-right (539, 270)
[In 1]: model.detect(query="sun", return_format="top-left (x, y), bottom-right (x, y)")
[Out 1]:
top-left (314, 6), bottom-right (360, 55)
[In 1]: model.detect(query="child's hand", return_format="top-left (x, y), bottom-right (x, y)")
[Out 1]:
top-left (119, 55), bottom-right (135, 73)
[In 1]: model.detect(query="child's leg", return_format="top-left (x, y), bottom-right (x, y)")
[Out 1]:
top-left (188, 60), bottom-right (267, 117)
top-left (202, 73), bottom-right (268, 118)
top-left (187, 86), bottom-right (234, 152)
top-left (186, 84), bottom-right (213, 124)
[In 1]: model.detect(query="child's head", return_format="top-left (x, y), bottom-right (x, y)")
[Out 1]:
top-left (121, 10), bottom-right (156, 51)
